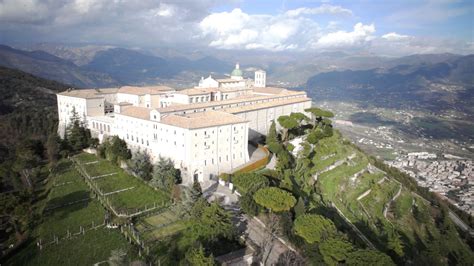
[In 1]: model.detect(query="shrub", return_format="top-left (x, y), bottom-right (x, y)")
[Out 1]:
top-left (232, 172), bottom-right (269, 193)
top-left (294, 214), bottom-right (337, 244)
top-left (253, 187), bottom-right (296, 212)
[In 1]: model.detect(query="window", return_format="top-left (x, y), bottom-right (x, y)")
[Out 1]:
top-left (204, 160), bottom-right (206, 166)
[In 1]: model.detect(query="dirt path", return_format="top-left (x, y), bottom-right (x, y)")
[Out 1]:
top-left (383, 182), bottom-right (402, 218)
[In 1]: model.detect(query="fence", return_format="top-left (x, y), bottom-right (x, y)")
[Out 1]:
top-left (70, 157), bottom-right (168, 219)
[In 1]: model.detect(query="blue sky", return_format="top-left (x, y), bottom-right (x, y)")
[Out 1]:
top-left (0, 0), bottom-right (472, 56)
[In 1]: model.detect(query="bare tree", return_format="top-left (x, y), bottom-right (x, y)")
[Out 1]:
top-left (276, 250), bottom-right (305, 266)
top-left (259, 214), bottom-right (280, 265)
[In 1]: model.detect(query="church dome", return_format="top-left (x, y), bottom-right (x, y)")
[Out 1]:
top-left (231, 63), bottom-right (243, 77)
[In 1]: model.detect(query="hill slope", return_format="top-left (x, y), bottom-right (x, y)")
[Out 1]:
top-left (0, 66), bottom-right (69, 146)
top-left (306, 55), bottom-right (474, 113)
top-left (0, 45), bottom-right (119, 88)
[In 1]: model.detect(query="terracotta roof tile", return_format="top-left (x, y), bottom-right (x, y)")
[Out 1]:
top-left (161, 111), bottom-right (247, 129)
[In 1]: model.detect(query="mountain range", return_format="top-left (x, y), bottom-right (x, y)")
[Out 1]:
top-left (0, 45), bottom-right (236, 88)
top-left (306, 54), bottom-right (474, 114)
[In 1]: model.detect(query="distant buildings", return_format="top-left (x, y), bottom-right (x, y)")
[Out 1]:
top-left (389, 154), bottom-right (473, 215)
top-left (57, 64), bottom-right (311, 184)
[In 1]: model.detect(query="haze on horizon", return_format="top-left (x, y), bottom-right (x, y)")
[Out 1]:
top-left (0, 0), bottom-right (473, 57)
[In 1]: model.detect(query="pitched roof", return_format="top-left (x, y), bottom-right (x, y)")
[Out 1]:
top-left (157, 89), bottom-right (306, 113)
top-left (161, 110), bottom-right (247, 129)
top-left (58, 88), bottom-right (118, 98)
top-left (118, 86), bottom-right (175, 95)
top-left (222, 97), bottom-right (311, 114)
top-left (176, 87), bottom-right (217, 96)
top-left (118, 106), bottom-right (151, 120)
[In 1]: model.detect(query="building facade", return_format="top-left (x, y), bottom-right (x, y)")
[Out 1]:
top-left (57, 64), bottom-right (312, 184)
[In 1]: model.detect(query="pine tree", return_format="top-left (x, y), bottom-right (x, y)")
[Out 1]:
top-left (266, 120), bottom-right (278, 145)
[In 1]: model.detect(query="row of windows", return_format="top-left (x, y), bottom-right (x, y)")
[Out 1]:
top-left (126, 134), bottom-right (149, 146)
top-left (189, 95), bottom-right (211, 103)
top-left (92, 122), bottom-right (110, 133)
top-left (203, 152), bottom-right (243, 166)
top-left (193, 125), bottom-right (244, 137)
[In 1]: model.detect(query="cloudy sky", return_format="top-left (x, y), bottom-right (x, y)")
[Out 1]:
top-left (0, 0), bottom-right (472, 56)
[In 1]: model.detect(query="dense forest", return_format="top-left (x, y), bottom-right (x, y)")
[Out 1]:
top-left (0, 67), bottom-right (71, 258)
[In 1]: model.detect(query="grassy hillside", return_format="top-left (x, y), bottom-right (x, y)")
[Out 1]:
top-left (4, 160), bottom-right (135, 265)
top-left (238, 111), bottom-right (473, 265)
top-left (312, 133), bottom-right (472, 263)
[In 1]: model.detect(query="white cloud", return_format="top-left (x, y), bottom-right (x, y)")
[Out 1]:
top-left (382, 32), bottom-right (411, 41)
top-left (199, 8), bottom-right (318, 51)
top-left (285, 4), bottom-right (353, 17)
top-left (0, 1), bottom-right (471, 56)
top-left (314, 23), bottom-right (375, 48)
top-left (0, 0), bottom-right (49, 23)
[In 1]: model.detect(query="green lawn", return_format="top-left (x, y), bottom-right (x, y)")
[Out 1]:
top-left (6, 158), bottom-right (134, 266)
top-left (46, 161), bottom-right (91, 209)
top-left (74, 153), bottom-right (170, 213)
top-left (94, 172), bottom-right (138, 193)
top-left (317, 153), bottom-right (369, 201)
top-left (108, 186), bottom-right (169, 213)
top-left (136, 209), bottom-right (188, 243)
top-left (143, 220), bottom-right (188, 242)
top-left (6, 228), bottom-right (133, 266)
top-left (83, 160), bottom-right (117, 177)
top-left (74, 153), bottom-right (100, 164)
top-left (360, 179), bottom-right (400, 219)
top-left (40, 201), bottom-right (106, 242)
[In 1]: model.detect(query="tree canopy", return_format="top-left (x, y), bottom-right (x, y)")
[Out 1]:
top-left (187, 202), bottom-right (234, 243)
top-left (150, 156), bottom-right (181, 191)
top-left (266, 120), bottom-right (278, 145)
top-left (290, 112), bottom-right (309, 123)
top-left (345, 249), bottom-right (395, 266)
top-left (98, 136), bottom-right (131, 165)
top-left (278, 115), bottom-right (299, 142)
top-left (184, 245), bottom-right (215, 266)
top-left (319, 238), bottom-right (354, 265)
top-left (253, 187), bottom-right (296, 212)
top-left (304, 107), bottom-right (334, 118)
top-left (232, 172), bottom-right (269, 193)
top-left (129, 150), bottom-right (153, 181)
top-left (294, 214), bottom-right (337, 244)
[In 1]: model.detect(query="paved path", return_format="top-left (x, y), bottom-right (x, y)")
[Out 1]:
top-left (212, 184), bottom-right (300, 265)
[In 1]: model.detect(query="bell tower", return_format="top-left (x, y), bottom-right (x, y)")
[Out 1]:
top-left (254, 70), bottom-right (266, 87)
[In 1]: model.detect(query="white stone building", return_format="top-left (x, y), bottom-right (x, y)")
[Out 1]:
top-left (57, 64), bottom-right (312, 184)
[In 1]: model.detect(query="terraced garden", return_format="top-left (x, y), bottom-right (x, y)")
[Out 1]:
top-left (312, 134), bottom-right (467, 258)
top-left (73, 153), bottom-right (170, 215)
top-left (6, 159), bottom-right (134, 266)
top-left (136, 209), bottom-right (189, 243)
